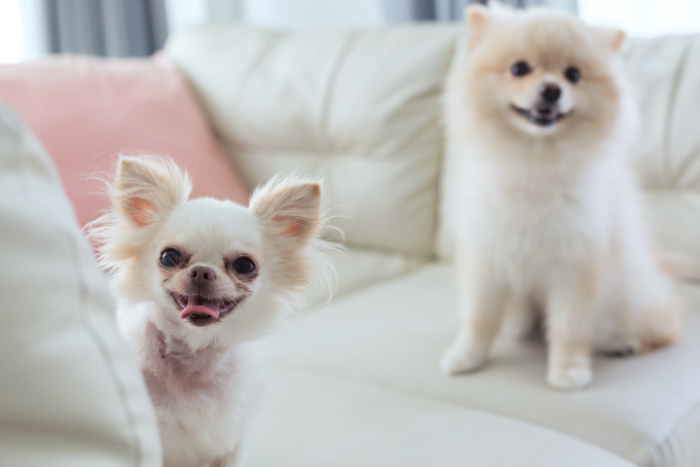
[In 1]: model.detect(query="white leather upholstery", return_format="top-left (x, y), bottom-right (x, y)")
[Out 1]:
top-left (167, 25), bottom-right (457, 259)
top-left (300, 247), bottom-right (424, 309)
top-left (0, 108), bottom-right (161, 467)
top-left (624, 36), bottom-right (700, 264)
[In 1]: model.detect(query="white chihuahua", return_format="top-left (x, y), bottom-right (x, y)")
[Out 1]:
top-left (90, 156), bottom-right (325, 466)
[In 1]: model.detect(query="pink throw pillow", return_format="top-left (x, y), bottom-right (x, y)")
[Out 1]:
top-left (0, 55), bottom-right (249, 227)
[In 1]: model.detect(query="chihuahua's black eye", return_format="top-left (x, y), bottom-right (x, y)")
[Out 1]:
top-left (230, 256), bottom-right (256, 276)
top-left (160, 248), bottom-right (182, 268)
top-left (564, 66), bottom-right (581, 84)
top-left (511, 60), bottom-right (532, 78)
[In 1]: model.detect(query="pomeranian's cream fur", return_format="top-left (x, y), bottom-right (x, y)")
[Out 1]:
top-left (89, 156), bottom-right (327, 466)
top-left (440, 5), bottom-right (682, 389)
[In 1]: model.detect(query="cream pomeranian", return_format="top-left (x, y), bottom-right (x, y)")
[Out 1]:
top-left (89, 156), bottom-right (326, 466)
top-left (440, 5), bottom-right (682, 389)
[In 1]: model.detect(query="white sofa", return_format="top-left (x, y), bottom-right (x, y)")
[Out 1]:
top-left (166, 25), bottom-right (700, 467)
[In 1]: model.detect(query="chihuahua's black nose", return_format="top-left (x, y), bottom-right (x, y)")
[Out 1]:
top-left (190, 265), bottom-right (216, 284)
top-left (541, 83), bottom-right (562, 103)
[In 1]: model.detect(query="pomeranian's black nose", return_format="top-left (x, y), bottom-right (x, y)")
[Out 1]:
top-left (190, 265), bottom-right (217, 283)
top-left (541, 83), bottom-right (562, 103)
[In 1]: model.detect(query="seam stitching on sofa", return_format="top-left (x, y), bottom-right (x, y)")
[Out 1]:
top-left (645, 396), bottom-right (700, 467)
top-left (317, 31), bottom-right (357, 141)
top-left (663, 40), bottom-right (693, 188)
top-left (16, 132), bottom-right (145, 467)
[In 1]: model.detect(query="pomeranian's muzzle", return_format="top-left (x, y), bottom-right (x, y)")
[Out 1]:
top-left (511, 82), bottom-right (569, 127)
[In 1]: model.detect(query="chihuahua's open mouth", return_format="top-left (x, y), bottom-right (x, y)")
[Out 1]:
top-left (510, 104), bottom-right (570, 127)
top-left (170, 292), bottom-right (242, 327)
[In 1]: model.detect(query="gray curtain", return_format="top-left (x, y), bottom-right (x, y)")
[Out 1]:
top-left (41, 0), bottom-right (168, 57)
top-left (383, 0), bottom-right (577, 22)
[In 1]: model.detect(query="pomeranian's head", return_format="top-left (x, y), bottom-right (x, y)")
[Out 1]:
top-left (90, 156), bottom-right (323, 346)
top-left (454, 4), bottom-right (628, 141)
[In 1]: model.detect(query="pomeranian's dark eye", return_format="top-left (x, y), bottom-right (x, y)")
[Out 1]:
top-left (159, 248), bottom-right (182, 268)
top-left (564, 66), bottom-right (581, 84)
top-left (230, 256), bottom-right (256, 276)
top-left (510, 60), bottom-right (532, 78)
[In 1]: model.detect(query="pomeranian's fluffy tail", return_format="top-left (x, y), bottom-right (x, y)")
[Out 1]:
top-left (627, 251), bottom-right (693, 352)
top-left (636, 296), bottom-right (683, 352)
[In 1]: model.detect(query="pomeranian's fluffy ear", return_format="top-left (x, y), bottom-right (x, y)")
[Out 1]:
top-left (591, 26), bottom-right (626, 52)
top-left (249, 176), bottom-right (321, 245)
top-left (465, 4), bottom-right (491, 48)
top-left (113, 155), bottom-right (191, 227)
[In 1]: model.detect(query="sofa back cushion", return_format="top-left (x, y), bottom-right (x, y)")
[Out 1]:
top-left (623, 35), bottom-right (700, 262)
top-left (0, 55), bottom-right (249, 228)
top-left (0, 108), bottom-right (161, 466)
top-left (166, 25), bottom-right (457, 258)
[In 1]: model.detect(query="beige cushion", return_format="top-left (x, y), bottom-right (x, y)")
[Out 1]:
top-left (166, 25), bottom-right (458, 259)
top-left (254, 264), bottom-right (700, 467)
top-left (0, 108), bottom-right (161, 466)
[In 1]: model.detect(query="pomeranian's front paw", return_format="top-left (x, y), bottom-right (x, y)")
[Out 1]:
top-left (440, 344), bottom-right (488, 376)
top-left (547, 364), bottom-right (592, 390)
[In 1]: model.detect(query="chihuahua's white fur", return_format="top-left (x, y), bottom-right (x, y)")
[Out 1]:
top-left (89, 156), bottom-right (326, 466)
top-left (440, 5), bottom-right (682, 389)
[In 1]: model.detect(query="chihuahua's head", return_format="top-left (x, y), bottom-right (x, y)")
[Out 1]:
top-left (458, 5), bottom-right (628, 140)
top-left (91, 156), bottom-right (322, 346)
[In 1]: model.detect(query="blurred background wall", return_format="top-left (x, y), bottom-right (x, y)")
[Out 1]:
top-left (0, 0), bottom-right (698, 63)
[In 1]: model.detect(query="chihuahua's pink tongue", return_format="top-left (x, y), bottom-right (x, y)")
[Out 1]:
top-left (180, 305), bottom-right (220, 320)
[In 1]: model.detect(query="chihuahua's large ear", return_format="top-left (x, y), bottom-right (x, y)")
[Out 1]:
top-left (590, 26), bottom-right (626, 52)
top-left (112, 155), bottom-right (191, 227)
top-left (465, 4), bottom-right (491, 48)
top-left (249, 176), bottom-right (321, 245)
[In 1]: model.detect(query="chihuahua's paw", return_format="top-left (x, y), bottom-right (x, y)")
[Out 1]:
top-left (547, 364), bottom-right (592, 390)
top-left (440, 344), bottom-right (487, 376)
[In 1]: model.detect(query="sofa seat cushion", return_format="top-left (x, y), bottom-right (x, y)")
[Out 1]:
top-left (245, 369), bottom-right (636, 467)
top-left (255, 264), bottom-right (700, 467)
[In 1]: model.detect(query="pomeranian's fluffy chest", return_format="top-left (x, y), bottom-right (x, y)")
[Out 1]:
top-left (462, 155), bottom-right (616, 286)
top-left (140, 322), bottom-right (254, 467)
